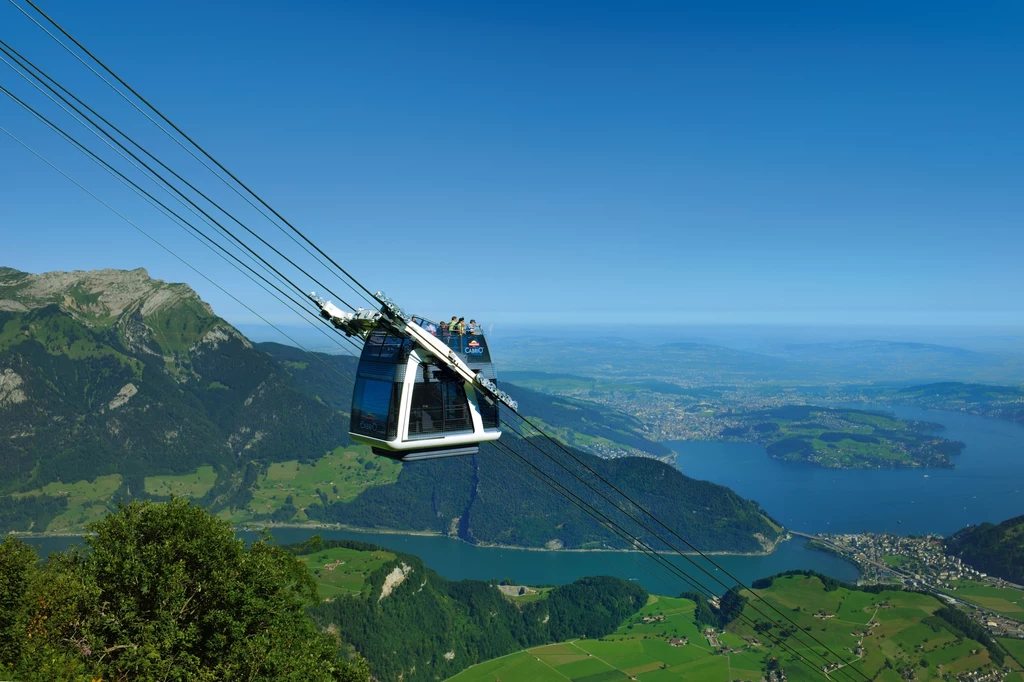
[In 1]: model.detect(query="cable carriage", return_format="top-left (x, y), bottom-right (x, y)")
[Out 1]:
top-left (311, 294), bottom-right (515, 462)
top-left (349, 320), bottom-right (502, 461)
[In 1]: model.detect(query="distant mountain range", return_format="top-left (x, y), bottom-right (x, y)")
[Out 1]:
top-left (495, 334), bottom-right (1024, 384)
top-left (766, 340), bottom-right (1019, 383)
top-left (0, 267), bottom-right (781, 552)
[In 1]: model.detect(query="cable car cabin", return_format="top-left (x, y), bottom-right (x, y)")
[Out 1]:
top-left (349, 319), bottom-right (501, 461)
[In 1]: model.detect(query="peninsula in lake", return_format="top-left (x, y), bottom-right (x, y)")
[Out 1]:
top-left (718, 405), bottom-right (965, 469)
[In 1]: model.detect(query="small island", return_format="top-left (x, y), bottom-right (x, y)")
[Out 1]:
top-left (719, 405), bottom-right (964, 469)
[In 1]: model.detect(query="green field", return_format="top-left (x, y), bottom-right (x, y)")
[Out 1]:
top-left (144, 465), bottom-right (217, 498)
top-left (449, 595), bottom-right (764, 682)
top-left (13, 474), bottom-right (122, 532)
top-left (298, 545), bottom-right (397, 598)
top-left (1000, 638), bottom-right (1024, 669)
top-left (945, 580), bottom-right (1024, 619)
top-left (883, 554), bottom-right (909, 567)
top-left (501, 586), bottom-right (553, 604)
top-left (8, 445), bottom-right (401, 532)
top-left (241, 444), bottom-right (401, 522)
top-left (448, 576), bottom-right (1002, 682)
top-left (733, 575), bottom-right (994, 682)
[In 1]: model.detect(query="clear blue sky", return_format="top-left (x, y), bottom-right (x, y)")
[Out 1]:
top-left (1, 0), bottom-right (1022, 329)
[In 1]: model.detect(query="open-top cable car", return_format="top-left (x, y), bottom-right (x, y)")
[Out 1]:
top-left (310, 294), bottom-right (516, 461)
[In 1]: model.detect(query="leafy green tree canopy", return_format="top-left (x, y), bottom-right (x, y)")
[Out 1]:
top-left (1, 498), bottom-right (369, 682)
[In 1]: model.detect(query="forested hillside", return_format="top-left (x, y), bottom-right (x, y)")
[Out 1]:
top-left (305, 430), bottom-right (781, 552)
top-left (945, 515), bottom-right (1024, 584)
top-left (295, 538), bottom-right (648, 682)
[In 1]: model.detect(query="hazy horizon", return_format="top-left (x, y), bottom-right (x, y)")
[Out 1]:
top-left (236, 319), bottom-right (1024, 355)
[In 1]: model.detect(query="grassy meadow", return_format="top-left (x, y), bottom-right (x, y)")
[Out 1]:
top-left (242, 444), bottom-right (401, 522)
top-left (945, 579), bottom-right (1024, 619)
top-left (10, 444), bottom-right (401, 532)
top-left (144, 466), bottom-right (217, 498)
top-left (298, 545), bottom-right (398, 598)
top-left (447, 575), bottom-right (1004, 682)
top-left (12, 474), bottom-right (122, 532)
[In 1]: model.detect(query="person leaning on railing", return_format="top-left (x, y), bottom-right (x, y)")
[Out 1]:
top-left (452, 317), bottom-right (466, 350)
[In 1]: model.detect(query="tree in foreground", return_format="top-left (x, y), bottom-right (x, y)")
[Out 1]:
top-left (0, 498), bottom-right (369, 682)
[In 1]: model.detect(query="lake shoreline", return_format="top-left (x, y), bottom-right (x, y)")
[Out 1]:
top-left (667, 405), bottom-right (1024, 538)
top-left (11, 523), bottom-right (788, 557)
top-left (241, 521), bottom-right (789, 556)
top-left (17, 525), bottom-right (860, 594)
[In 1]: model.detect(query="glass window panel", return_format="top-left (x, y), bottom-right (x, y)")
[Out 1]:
top-left (409, 381), bottom-right (445, 436)
top-left (442, 382), bottom-right (472, 432)
top-left (351, 377), bottom-right (395, 438)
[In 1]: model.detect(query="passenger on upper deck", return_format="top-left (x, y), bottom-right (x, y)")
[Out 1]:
top-left (468, 319), bottom-right (481, 334)
top-left (452, 317), bottom-right (466, 350)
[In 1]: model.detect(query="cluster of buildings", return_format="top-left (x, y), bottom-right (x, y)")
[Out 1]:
top-left (950, 667), bottom-right (1013, 682)
top-left (976, 614), bottom-right (1024, 639)
top-left (814, 533), bottom-right (984, 588)
top-left (811, 532), bottom-right (1024, 642)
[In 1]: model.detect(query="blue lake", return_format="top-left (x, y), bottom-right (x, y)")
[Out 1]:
top-left (25, 529), bottom-right (856, 598)
top-left (669, 405), bottom-right (1024, 537)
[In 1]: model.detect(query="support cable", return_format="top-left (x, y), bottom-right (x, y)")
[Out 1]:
top-left (490, 439), bottom-right (854, 680)
top-left (0, 48), bottom-right (320, 319)
top-left (11, 0), bottom-right (380, 308)
top-left (503, 414), bottom-right (871, 682)
top-left (0, 41), bottom-right (362, 317)
top-left (0, 124), bottom-right (366, 384)
top-left (0, 81), bottom-right (363, 357)
top-left (466, 446), bottom-right (684, 597)
top-left (0, 38), bottom-right (317, 311)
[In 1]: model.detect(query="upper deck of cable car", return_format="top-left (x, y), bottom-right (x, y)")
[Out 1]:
top-left (410, 316), bottom-right (493, 367)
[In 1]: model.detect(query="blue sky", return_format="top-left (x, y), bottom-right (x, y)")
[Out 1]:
top-left (1, 0), bottom-right (1022, 330)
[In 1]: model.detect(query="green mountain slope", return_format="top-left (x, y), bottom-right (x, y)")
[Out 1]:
top-left (293, 537), bottom-right (648, 682)
top-left (0, 267), bottom-right (349, 525)
top-left (945, 515), bottom-right (1024, 584)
